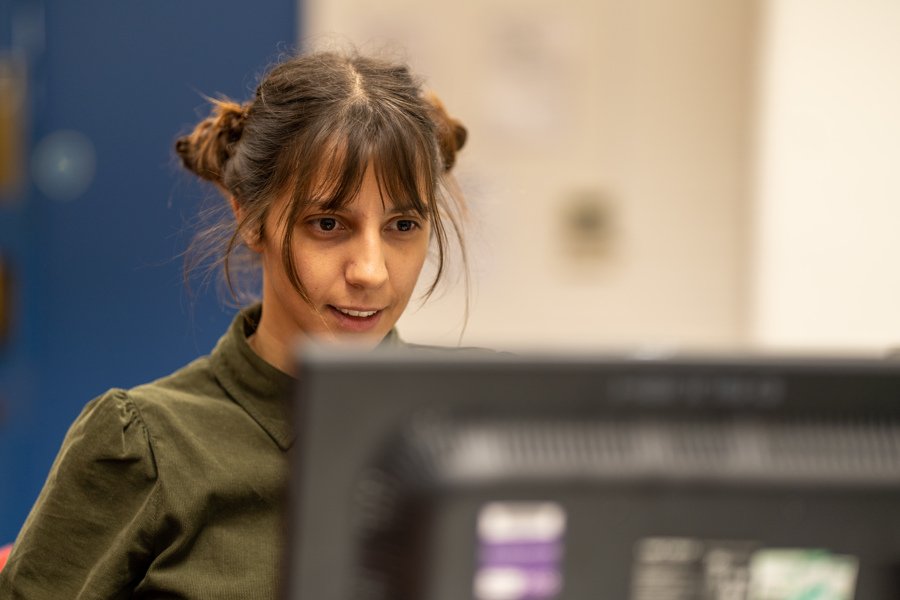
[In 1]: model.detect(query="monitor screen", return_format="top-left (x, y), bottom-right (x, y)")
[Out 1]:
top-left (284, 349), bottom-right (900, 600)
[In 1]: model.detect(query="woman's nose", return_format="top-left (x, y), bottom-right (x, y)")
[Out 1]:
top-left (345, 232), bottom-right (389, 289)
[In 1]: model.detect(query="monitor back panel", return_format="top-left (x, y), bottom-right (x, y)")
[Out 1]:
top-left (286, 352), bottom-right (900, 600)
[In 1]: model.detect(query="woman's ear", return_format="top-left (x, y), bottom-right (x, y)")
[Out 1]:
top-left (229, 196), bottom-right (264, 253)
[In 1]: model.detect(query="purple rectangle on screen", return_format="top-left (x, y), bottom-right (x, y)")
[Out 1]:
top-left (480, 540), bottom-right (564, 567)
top-left (474, 502), bottom-right (566, 600)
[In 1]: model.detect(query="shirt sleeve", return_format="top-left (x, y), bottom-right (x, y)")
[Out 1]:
top-left (0, 389), bottom-right (160, 600)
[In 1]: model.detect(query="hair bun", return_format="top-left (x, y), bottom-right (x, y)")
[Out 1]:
top-left (423, 92), bottom-right (467, 171)
top-left (175, 99), bottom-right (249, 187)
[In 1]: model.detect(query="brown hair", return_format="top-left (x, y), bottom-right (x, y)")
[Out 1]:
top-left (175, 50), bottom-right (468, 306)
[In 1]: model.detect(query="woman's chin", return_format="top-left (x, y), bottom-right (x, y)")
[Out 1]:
top-left (304, 333), bottom-right (384, 352)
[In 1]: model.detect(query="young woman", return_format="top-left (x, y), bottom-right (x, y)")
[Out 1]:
top-left (0, 50), bottom-right (468, 599)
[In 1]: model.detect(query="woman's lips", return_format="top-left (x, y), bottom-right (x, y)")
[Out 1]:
top-left (328, 305), bottom-right (384, 333)
top-left (335, 307), bottom-right (378, 318)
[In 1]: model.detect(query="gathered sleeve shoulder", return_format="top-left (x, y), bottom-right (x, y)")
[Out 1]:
top-left (0, 389), bottom-right (161, 599)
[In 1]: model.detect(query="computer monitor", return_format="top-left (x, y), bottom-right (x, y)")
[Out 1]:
top-left (284, 349), bottom-right (900, 600)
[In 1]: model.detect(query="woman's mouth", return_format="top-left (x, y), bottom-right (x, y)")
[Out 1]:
top-left (335, 307), bottom-right (378, 318)
top-left (328, 305), bottom-right (384, 333)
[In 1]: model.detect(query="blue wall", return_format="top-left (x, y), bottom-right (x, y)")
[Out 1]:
top-left (0, 0), bottom-right (296, 543)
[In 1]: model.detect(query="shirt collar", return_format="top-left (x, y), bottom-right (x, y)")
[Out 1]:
top-left (209, 304), bottom-right (403, 451)
top-left (209, 305), bottom-right (296, 450)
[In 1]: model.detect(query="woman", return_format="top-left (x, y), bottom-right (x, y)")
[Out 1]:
top-left (0, 50), bottom-right (468, 598)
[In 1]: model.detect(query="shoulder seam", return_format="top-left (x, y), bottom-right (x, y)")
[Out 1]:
top-left (107, 389), bottom-right (165, 557)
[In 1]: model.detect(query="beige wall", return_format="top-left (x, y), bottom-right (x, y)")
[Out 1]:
top-left (303, 0), bottom-right (758, 351)
top-left (752, 0), bottom-right (900, 353)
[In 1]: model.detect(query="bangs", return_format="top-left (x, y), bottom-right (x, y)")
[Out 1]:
top-left (280, 105), bottom-right (438, 221)
top-left (369, 112), bottom-right (437, 218)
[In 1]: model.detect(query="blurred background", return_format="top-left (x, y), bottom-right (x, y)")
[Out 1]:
top-left (1, 0), bottom-right (899, 544)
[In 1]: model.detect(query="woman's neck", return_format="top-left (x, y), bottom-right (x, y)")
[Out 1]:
top-left (246, 317), bottom-right (297, 376)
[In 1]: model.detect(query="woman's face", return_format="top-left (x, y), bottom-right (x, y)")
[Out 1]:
top-left (256, 164), bottom-right (431, 350)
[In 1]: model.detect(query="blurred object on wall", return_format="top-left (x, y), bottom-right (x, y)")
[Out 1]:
top-left (0, 54), bottom-right (27, 202)
top-left (481, 10), bottom-right (578, 151)
top-left (558, 188), bottom-right (617, 267)
top-left (31, 130), bottom-right (96, 203)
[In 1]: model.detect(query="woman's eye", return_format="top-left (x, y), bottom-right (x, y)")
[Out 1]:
top-left (394, 219), bottom-right (417, 232)
top-left (316, 217), bottom-right (338, 232)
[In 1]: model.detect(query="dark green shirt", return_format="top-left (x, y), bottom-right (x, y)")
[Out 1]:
top-left (0, 305), bottom-right (382, 599)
